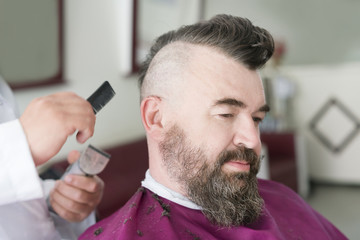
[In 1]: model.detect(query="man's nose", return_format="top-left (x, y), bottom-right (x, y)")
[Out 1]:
top-left (232, 116), bottom-right (261, 150)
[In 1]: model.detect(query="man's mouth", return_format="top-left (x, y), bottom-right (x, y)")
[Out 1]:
top-left (223, 160), bottom-right (250, 172)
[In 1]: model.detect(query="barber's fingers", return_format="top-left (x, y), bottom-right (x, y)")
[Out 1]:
top-left (55, 180), bottom-right (96, 205)
top-left (51, 185), bottom-right (89, 212)
top-left (50, 177), bottom-right (103, 222)
top-left (64, 175), bottom-right (104, 194)
top-left (65, 99), bottom-right (96, 143)
top-left (54, 175), bottom-right (104, 213)
top-left (76, 128), bottom-right (94, 144)
top-left (50, 189), bottom-right (89, 222)
top-left (60, 97), bottom-right (95, 143)
top-left (51, 202), bottom-right (86, 222)
top-left (67, 150), bottom-right (81, 165)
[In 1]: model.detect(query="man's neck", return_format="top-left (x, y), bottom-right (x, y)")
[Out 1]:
top-left (141, 169), bottom-right (202, 210)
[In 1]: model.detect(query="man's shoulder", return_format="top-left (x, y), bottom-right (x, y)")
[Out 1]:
top-left (257, 178), bottom-right (302, 202)
top-left (79, 187), bottom-right (175, 239)
top-left (257, 178), bottom-right (294, 191)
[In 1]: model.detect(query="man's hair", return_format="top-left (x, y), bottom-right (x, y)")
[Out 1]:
top-left (138, 14), bottom-right (274, 88)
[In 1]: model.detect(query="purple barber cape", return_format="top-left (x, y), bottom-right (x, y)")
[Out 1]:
top-left (80, 179), bottom-right (347, 240)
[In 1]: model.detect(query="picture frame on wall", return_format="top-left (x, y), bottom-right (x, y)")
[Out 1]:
top-left (0, 0), bottom-right (64, 89)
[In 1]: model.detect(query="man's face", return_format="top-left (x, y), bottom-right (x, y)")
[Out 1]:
top-left (159, 46), bottom-right (268, 226)
top-left (160, 124), bottom-right (263, 226)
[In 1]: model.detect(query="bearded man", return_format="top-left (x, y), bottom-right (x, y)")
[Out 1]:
top-left (80, 14), bottom-right (347, 239)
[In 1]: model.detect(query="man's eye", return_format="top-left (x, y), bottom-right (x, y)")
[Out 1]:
top-left (219, 114), bottom-right (234, 118)
top-left (253, 117), bottom-right (263, 123)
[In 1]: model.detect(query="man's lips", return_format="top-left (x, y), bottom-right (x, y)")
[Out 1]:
top-left (223, 160), bottom-right (250, 172)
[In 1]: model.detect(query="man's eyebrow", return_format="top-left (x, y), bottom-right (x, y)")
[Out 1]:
top-left (213, 98), bottom-right (270, 113)
top-left (259, 104), bottom-right (270, 113)
top-left (214, 98), bottom-right (246, 107)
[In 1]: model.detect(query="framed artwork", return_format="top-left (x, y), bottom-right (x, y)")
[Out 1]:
top-left (309, 98), bottom-right (360, 153)
top-left (0, 0), bottom-right (64, 89)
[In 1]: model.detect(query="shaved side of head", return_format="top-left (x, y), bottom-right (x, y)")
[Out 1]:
top-left (140, 42), bottom-right (194, 103)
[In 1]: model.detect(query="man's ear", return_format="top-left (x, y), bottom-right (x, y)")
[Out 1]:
top-left (140, 96), bottom-right (163, 140)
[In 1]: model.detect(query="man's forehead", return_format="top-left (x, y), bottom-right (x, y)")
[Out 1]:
top-left (212, 97), bottom-right (270, 113)
top-left (185, 54), bottom-right (265, 103)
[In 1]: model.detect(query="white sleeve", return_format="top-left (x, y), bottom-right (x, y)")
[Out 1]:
top-left (0, 119), bottom-right (44, 205)
top-left (51, 211), bottom-right (96, 239)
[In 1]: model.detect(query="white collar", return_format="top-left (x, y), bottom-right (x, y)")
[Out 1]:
top-left (141, 169), bottom-right (202, 210)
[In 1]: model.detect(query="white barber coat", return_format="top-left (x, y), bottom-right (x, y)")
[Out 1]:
top-left (0, 78), bottom-right (94, 239)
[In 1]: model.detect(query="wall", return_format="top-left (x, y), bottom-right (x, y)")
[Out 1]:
top-left (282, 63), bottom-right (360, 184)
top-left (204, 0), bottom-right (360, 66)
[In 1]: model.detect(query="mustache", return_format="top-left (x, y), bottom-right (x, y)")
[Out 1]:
top-left (216, 147), bottom-right (261, 174)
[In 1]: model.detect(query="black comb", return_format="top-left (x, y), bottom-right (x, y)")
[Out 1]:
top-left (87, 81), bottom-right (116, 114)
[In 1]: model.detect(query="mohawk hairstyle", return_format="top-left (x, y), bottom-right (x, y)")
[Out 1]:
top-left (138, 14), bottom-right (274, 88)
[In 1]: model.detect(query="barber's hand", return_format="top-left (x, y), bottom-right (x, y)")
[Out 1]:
top-left (19, 92), bottom-right (96, 166)
top-left (49, 150), bottom-right (104, 222)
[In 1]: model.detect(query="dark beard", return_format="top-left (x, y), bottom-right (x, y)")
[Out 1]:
top-left (159, 125), bottom-right (264, 227)
top-left (186, 158), bottom-right (263, 227)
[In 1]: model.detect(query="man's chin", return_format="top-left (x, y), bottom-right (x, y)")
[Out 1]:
top-left (222, 168), bottom-right (249, 179)
top-left (223, 174), bottom-right (259, 194)
top-left (185, 166), bottom-right (263, 227)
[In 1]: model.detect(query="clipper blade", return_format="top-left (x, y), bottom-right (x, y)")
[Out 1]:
top-left (79, 145), bottom-right (111, 175)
